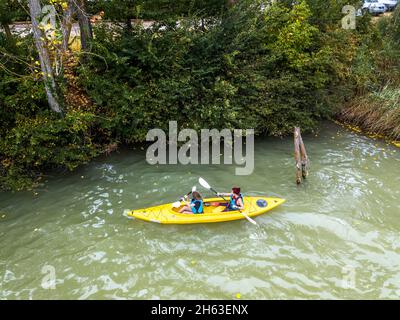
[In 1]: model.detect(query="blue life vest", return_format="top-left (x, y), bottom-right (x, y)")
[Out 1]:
top-left (191, 199), bottom-right (203, 214)
top-left (229, 193), bottom-right (243, 210)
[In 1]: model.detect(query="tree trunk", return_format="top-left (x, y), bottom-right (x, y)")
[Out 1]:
top-left (62, 1), bottom-right (76, 52)
top-left (126, 17), bottom-right (133, 31)
top-left (29, 0), bottom-right (63, 115)
top-left (75, 0), bottom-right (93, 51)
top-left (2, 23), bottom-right (12, 39)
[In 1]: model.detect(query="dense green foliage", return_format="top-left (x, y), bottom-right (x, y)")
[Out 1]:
top-left (80, 1), bottom-right (346, 141)
top-left (1, 0), bottom-right (399, 190)
top-left (0, 0), bottom-right (28, 26)
top-left (0, 35), bottom-right (100, 190)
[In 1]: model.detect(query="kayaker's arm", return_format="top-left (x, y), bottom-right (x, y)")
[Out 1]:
top-left (181, 195), bottom-right (190, 205)
top-left (236, 197), bottom-right (244, 210)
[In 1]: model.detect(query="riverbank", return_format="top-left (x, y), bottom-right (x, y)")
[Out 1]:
top-left (334, 120), bottom-right (400, 148)
top-left (1, 2), bottom-right (399, 191)
top-left (337, 86), bottom-right (400, 144)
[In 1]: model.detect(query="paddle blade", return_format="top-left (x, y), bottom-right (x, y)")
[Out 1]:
top-left (198, 177), bottom-right (211, 190)
top-left (172, 201), bottom-right (181, 208)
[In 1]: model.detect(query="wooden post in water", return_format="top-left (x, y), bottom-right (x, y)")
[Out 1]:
top-left (294, 127), bottom-right (302, 184)
top-left (294, 127), bottom-right (309, 184)
top-left (299, 133), bottom-right (309, 179)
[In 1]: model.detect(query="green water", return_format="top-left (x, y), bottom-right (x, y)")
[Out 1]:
top-left (0, 122), bottom-right (399, 299)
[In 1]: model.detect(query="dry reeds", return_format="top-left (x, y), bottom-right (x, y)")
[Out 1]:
top-left (339, 86), bottom-right (400, 140)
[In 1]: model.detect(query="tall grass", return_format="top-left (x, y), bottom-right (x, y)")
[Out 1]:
top-left (338, 7), bottom-right (400, 140)
top-left (339, 86), bottom-right (400, 140)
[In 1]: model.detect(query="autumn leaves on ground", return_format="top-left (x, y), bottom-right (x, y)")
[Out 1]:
top-left (0, 0), bottom-right (399, 191)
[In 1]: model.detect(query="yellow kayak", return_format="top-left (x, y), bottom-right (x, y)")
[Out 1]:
top-left (127, 196), bottom-right (285, 224)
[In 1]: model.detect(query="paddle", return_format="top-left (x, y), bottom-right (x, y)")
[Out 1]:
top-left (198, 177), bottom-right (257, 225)
top-left (172, 186), bottom-right (196, 208)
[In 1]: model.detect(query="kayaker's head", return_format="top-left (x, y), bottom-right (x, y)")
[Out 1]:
top-left (192, 191), bottom-right (202, 200)
top-left (232, 187), bottom-right (241, 195)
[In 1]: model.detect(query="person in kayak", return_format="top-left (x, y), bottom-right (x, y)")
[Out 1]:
top-left (179, 191), bottom-right (204, 214)
top-left (218, 187), bottom-right (244, 210)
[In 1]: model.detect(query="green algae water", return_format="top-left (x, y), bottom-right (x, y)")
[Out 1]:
top-left (0, 122), bottom-right (399, 299)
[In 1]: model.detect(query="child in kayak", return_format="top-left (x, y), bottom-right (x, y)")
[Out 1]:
top-left (218, 187), bottom-right (244, 210)
top-left (179, 191), bottom-right (204, 214)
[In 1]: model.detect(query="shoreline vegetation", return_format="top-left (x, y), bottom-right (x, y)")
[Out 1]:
top-left (338, 86), bottom-right (400, 142)
top-left (0, 0), bottom-right (399, 191)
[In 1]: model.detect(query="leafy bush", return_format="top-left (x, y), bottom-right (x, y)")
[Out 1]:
top-left (0, 111), bottom-right (100, 190)
top-left (0, 35), bottom-right (100, 191)
top-left (80, 0), bottom-right (342, 141)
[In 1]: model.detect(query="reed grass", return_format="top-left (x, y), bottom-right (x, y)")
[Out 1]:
top-left (339, 86), bottom-right (400, 140)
